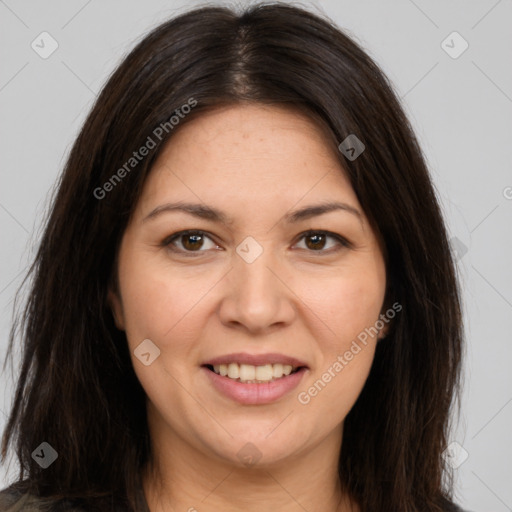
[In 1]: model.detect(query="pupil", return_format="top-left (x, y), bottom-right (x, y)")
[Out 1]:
top-left (183, 234), bottom-right (203, 250)
top-left (306, 234), bottom-right (325, 250)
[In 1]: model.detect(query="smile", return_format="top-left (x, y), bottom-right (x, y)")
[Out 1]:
top-left (206, 362), bottom-right (301, 383)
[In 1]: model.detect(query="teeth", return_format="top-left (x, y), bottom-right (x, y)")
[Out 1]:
top-left (240, 364), bottom-right (255, 381)
top-left (273, 363), bottom-right (284, 378)
top-left (227, 363), bottom-right (239, 379)
top-left (256, 364), bottom-right (273, 381)
top-left (211, 362), bottom-right (298, 382)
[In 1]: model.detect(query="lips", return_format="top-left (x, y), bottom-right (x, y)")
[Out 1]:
top-left (201, 352), bottom-right (309, 404)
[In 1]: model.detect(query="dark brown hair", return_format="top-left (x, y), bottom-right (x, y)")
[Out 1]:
top-left (1, 3), bottom-right (464, 511)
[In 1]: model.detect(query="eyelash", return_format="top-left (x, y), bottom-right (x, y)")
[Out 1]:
top-left (162, 229), bottom-right (351, 257)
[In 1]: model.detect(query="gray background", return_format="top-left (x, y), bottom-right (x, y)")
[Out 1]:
top-left (1, 0), bottom-right (511, 510)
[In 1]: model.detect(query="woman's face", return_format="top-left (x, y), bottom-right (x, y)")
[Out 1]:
top-left (110, 104), bottom-right (387, 468)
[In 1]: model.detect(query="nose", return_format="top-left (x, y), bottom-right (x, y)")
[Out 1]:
top-left (217, 246), bottom-right (296, 335)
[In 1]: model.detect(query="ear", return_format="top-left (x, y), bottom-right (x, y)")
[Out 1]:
top-left (377, 318), bottom-right (390, 340)
top-left (378, 281), bottom-right (396, 341)
top-left (107, 287), bottom-right (126, 331)
top-left (377, 300), bottom-right (394, 341)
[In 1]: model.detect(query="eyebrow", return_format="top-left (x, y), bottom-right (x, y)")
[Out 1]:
top-left (142, 200), bottom-right (362, 225)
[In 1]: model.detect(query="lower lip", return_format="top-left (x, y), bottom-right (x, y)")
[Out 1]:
top-left (202, 366), bottom-right (308, 405)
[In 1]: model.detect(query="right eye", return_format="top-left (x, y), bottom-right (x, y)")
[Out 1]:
top-left (163, 230), bottom-right (221, 256)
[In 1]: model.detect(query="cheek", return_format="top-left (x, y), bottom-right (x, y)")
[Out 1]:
top-left (117, 249), bottom-right (220, 357)
top-left (294, 273), bottom-right (382, 422)
top-left (298, 262), bottom-right (385, 415)
top-left (116, 254), bottom-right (215, 411)
top-left (300, 268), bottom-right (386, 348)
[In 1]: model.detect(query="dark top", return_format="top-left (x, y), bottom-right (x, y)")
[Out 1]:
top-left (0, 476), bottom-right (150, 512)
top-left (0, 477), bottom-right (472, 512)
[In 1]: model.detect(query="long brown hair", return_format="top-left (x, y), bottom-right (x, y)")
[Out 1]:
top-left (1, 3), bottom-right (464, 511)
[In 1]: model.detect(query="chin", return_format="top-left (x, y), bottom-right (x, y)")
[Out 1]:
top-left (209, 432), bottom-right (307, 469)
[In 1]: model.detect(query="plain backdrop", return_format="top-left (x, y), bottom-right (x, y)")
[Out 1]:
top-left (1, 1), bottom-right (511, 510)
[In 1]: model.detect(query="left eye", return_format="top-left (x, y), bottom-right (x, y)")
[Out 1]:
top-left (164, 230), bottom-right (219, 253)
top-left (294, 231), bottom-right (349, 252)
top-left (163, 230), bottom-right (349, 255)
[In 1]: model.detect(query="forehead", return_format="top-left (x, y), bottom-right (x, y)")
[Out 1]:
top-left (157, 103), bottom-right (341, 168)
top-left (136, 104), bottom-right (360, 223)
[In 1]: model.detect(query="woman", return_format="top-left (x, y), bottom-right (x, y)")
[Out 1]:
top-left (0, 3), bottom-right (468, 511)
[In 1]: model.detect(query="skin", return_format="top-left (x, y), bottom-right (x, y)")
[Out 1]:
top-left (109, 104), bottom-right (388, 512)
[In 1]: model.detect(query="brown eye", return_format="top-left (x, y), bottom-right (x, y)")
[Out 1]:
top-left (304, 233), bottom-right (327, 250)
top-left (295, 231), bottom-right (350, 253)
top-left (164, 230), bottom-right (218, 254)
top-left (181, 233), bottom-right (204, 251)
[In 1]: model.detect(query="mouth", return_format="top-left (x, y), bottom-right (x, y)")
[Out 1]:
top-left (203, 362), bottom-right (304, 384)
top-left (201, 353), bottom-right (309, 404)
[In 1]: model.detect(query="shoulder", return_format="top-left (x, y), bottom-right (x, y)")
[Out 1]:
top-left (0, 481), bottom-right (34, 512)
top-left (448, 503), bottom-right (474, 512)
top-left (0, 482), bottom-right (138, 512)
top-left (0, 482), bottom-right (85, 512)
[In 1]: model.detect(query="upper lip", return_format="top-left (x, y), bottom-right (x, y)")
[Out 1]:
top-left (202, 352), bottom-right (308, 368)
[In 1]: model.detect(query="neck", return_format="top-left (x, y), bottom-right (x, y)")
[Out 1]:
top-left (141, 412), bottom-right (359, 512)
